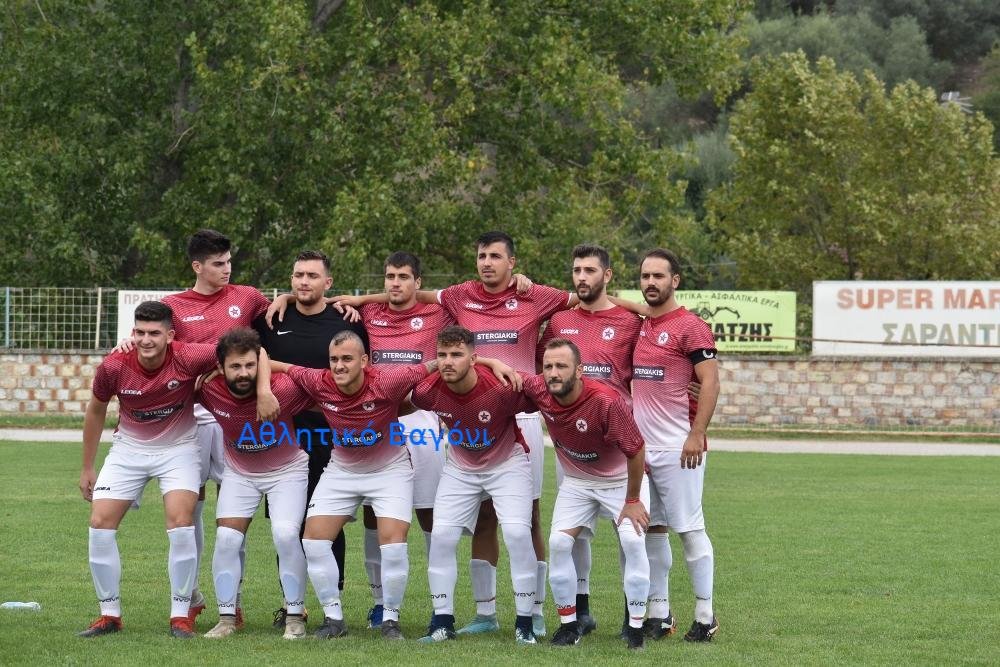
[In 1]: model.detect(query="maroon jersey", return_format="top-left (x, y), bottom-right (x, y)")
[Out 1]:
top-left (361, 302), bottom-right (455, 364)
top-left (92, 343), bottom-right (218, 448)
top-left (411, 367), bottom-right (536, 472)
top-left (286, 364), bottom-right (429, 473)
top-left (437, 281), bottom-right (570, 373)
top-left (197, 373), bottom-right (315, 476)
top-left (523, 376), bottom-right (643, 484)
top-left (631, 307), bottom-right (717, 451)
top-left (538, 305), bottom-right (641, 405)
top-left (163, 284), bottom-right (271, 343)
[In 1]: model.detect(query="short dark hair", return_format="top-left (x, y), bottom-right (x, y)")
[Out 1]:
top-left (295, 250), bottom-right (331, 275)
top-left (476, 231), bottom-right (514, 256)
top-left (134, 301), bottom-right (173, 329)
top-left (572, 243), bottom-right (610, 270)
top-left (544, 338), bottom-right (581, 365)
top-left (330, 330), bottom-right (365, 351)
top-left (216, 327), bottom-right (261, 366)
top-left (384, 251), bottom-right (422, 279)
top-left (640, 248), bottom-right (682, 277)
top-left (437, 325), bottom-right (475, 349)
top-left (187, 229), bottom-right (231, 263)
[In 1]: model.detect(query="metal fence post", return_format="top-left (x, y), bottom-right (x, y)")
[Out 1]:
top-left (94, 287), bottom-right (102, 349)
top-left (4, 286), bottom-right (9, 348)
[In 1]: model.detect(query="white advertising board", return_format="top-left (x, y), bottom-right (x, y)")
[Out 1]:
top-left (812, 281), bottom-right (1000, 357)
top-left (116, 290), bottom-right (182, 342)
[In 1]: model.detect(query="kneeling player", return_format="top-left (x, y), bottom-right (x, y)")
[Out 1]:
top-left (523, 339), bottom-right (650, 650)
top-left (195, 328), bottom-right (314, 639)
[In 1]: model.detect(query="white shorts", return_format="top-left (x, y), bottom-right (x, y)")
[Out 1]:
top-left (194, 405), bottom-right (226, 485)
top-left (433, 450), bottom-right (533, 535)
top-left (216, 452), bottom-right (308, 521)
top-left (401, 409), bottom-right (445, 509)
top-left (646, 449), bottom-right (706, 533)
top-left (93, 439), bottom-right (201, 502)
top-left (517, 412), bottom-right (544, 500)
top-left (307, 458), bottom-right (414, 523)
top-left (551, 477), bottom-right (651, 539)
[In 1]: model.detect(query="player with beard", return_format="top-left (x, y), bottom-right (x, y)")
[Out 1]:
top-left (195, 328), bottom-right (315, 640)
top-left (522, 339), bottom-right (650, 650)
top-left (254, 250), bottom-right (368, 630)
top-left (631, 248), bottom-right (721, 642)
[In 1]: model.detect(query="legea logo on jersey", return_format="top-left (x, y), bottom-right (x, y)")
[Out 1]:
top-left (410, 317), bottom-right (424, 330)
top-left (575, 418), bottom-right (588, 432)
top-left (181, 315), bottom-right (205, 323)
top-left (463, 302), bottom-right (484, 310)
top-left (478, 410), bottom-right (491, 423)
top-left (505, 298), bottom-right (518, 310)
top-left (657, 331), bottom-right (670, 345)
top-left (228, 305), bottom-right (242, 319)
top-left (559, 328), bottom-right (580, 335)
top-left (371, 319), bottom-right (389, 327)
top-left (602, 327), bottom-right (616, 340)
top-left (121, 389), bottom-right (142, 396)
top-left (632, 366), bottom-right (665, 381)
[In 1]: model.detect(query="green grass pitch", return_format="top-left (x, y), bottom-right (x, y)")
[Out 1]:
top-left (1, 441), bottom-right (998, 665)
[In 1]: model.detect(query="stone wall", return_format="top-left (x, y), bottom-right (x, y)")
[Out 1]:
top-left (1, 352), bottom-right (997, 429)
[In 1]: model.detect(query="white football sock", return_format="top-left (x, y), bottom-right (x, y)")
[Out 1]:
top-left (272, 520), bottom-right (306, 615)
top-left (423, 530), bottom-right (433, 559)
top-left (167, 526), bottom-right (197, 618)
top-left (380, 543), bottom-right (408, 622)
top-left (192, 499), bottom-right (204, 597)
top-left (428, 526), bottom-right (462, 615)
top-left (89, 527), bottom-right (122, 617)
top-left (646, 531), bottom-right (671, 618)
top-left (533, 560), bottom-right (547, 617)
top-left (500, 522), bottom-right (537, 617)
top-left (364, 528), bottom-right (383, 606)
top-left (303, 538), bottom-right (342, 620)
top-left (469, 558), bottom-right (496, 616)
top-left (547, 532), bottom-right (577, 623)
top-left (572, 537), bottom-right (592, 595)
top-left (212, 526), bottom-right (244, 615)
top-left (680, 529), bottom-right (715, 623)
top-left (619, 523), bottom-right (651, 628)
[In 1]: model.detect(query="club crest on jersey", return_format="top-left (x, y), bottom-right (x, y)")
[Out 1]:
top-left (575, 418), bottom-right (588, 432)
top-left (228, 305), bottom-right (242, 319)
top-left (478, 410), bottom-right (491, 423)
top-left (166, 379), bottom-right (180, 390)
top-left (362, 401), bottom-right (376, 411)
top-left (410, 317), bottom-right (424, 331)
top-left (505, 298), bottom-right (518, 310)
top-left (657, 331), bottom-right (670, 345)
top-left (602, 327), bottom-right (615, 340)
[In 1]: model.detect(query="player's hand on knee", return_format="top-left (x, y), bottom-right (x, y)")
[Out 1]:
top-left (80, 468), bottom-right (96, 502)
top-left (618, 501), bottom-right (649, 535)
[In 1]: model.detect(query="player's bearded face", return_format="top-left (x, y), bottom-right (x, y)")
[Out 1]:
top-left (223, 351), bottom-right (258, 397)
top-left (572, 258), bottom-right (609, 304)
top-left (476, 242), bottom-right (515, 289)
top-left (543, 348), bottom-right (580, 398)
top-left (437, 344), bottom-right (474, 384)
top-left (292, 260), bottom-right (333, 307)
top-left (385, 265), bottom-right (419, 306)
top-left (640, 258), bottom-right (679, 307)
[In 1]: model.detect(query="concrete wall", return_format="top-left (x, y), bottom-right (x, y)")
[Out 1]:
top-left (2, 352), bottom-right (997, 429)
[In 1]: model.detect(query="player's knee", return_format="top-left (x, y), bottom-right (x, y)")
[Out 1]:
top-left (89, 514), bottom-right (119, 530)
top-left (499, 521), bottom-right (531, 545)
top-left (679, 529), bottom-right (712, 560)
top-left (270, 520), bottom-right (300, 551)
top-left (216, 525), bottom-right (244, 552)
top-left (548, 531), bottom-right (574, 557)
top-left (617, 524), bottom-right (645, 551)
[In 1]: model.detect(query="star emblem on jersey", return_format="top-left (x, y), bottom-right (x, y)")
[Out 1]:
top-left (575, 418), bottom-right (588, 432)
top-left (657, 331), bottom-right (670, 345)
top-left (362, 401), bottom-right (375, 411)
top-left (602, 327), bottom-right (615, 340)
top-left (410, 317), bottom-right (424, 331)
top-left (228, 305), bottom-right (242, 319)
top-left (478, 410), bottom-right (491, 423)
top-left (166, 379), bottom-right (180, 390)
top-left (505, 298), bottom-right (518, 310)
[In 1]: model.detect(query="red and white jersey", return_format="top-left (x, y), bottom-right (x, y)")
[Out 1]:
top-left (197, 373), bottom-right (315, 476)
top-left (523, 376), bottom-right (643, 485)
top-left (538, 305), bottom-right (641, 405)
top-left (437, 281), bottom-right (570, 373)
top-left (631, 307), bottom-right (717, 451)
top-left (286, 364), bottom-right (428, 474)
top-left (163, 284), bottom-right (271, 343)
top-left (411, 367), bottom-right (536, 472)
top-left (361, 302), bottom-right (455, 364)
top-left (92, 343), bottom-right (218, 448)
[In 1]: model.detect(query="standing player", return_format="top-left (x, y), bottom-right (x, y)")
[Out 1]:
top-left (275, 330), bottom-right (432, 641)
top-left (254, 250), bottom-right (368, 629)
top-left (357, 251), bottom-right (454, 628)
top-left (537, 243), bottom-right (642, 634)
top-left (159, 229), bottom-right (277, 623)
top-left (632, 248), bottom-right (721, 642)
top-left (523, 339), bottom-right (649, 649)
top-left (195, 328), bottom-right (315, 640)
top-left (78, 302), bottom-right (222, 638)
top-left (411, 326), bottom-right (540, 645)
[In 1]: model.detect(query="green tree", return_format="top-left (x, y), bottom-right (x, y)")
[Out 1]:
top-left (973, 43), bottom-right (1000, 152)
top-left (708, 52), bottom-right (1000, 297)
top-left (0, 0), bottom-right (751, 290)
